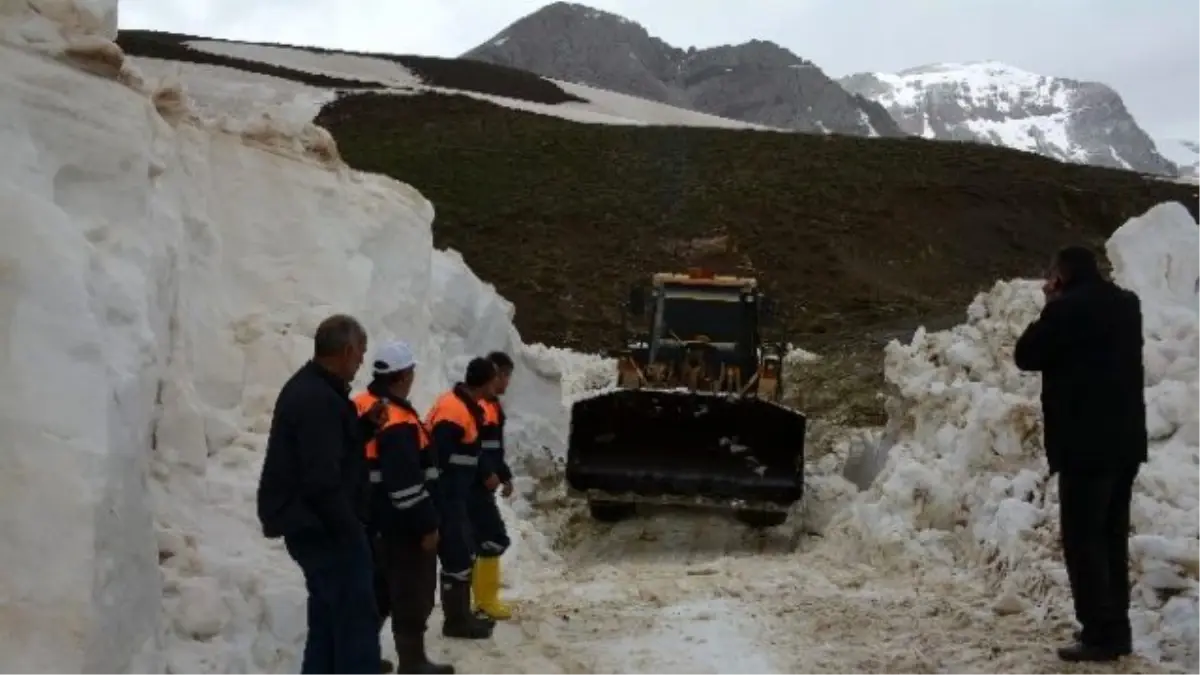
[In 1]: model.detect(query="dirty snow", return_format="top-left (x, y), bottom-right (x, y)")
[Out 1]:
top-left (3, 2), bottom-right (1199, 673)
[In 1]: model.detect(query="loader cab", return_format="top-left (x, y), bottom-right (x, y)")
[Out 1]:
top-left (627, 270), bottom-right (771, 381)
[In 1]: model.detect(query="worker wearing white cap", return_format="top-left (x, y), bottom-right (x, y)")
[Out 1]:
top-left (352, 341), bottom-right (454, 674)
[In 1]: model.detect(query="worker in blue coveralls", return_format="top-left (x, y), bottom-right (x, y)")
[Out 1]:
top-left (424, 358), bottom-right (497, 640)
top-left (469, 351), bottom-right (516, 620)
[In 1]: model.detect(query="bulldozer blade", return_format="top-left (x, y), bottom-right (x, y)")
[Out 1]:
top-left (565, 389), bottom-right (806, 510)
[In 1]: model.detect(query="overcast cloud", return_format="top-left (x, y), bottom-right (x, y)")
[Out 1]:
top-left (120, 0), bottom-right (1199, 140)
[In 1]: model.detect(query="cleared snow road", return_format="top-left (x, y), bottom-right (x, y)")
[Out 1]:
top-left (417, 503), bottom-right (1171, 674)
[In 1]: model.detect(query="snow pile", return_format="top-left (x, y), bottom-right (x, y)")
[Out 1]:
top-left (833, 202), bottom-right (1199, 667)
top-left (0, 5), bottom-right (566, 671)
top-left (526, 343), bottom-right (615, 405)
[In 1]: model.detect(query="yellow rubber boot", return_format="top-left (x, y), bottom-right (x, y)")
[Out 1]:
top-left (471, 557), bottom-right (513, 620)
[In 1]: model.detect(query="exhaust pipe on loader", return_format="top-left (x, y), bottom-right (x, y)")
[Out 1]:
top-left (566, 389), bottom-right (806, 527)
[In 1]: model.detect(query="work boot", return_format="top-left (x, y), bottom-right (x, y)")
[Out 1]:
top-left (441, 579), bottom-right (493, 640)
top-left (1057, 641), bottom-right (1125, 663)
top-left (380, 659), bottom-right (395, 673)
top-left (395, 633), bottom-right (454, 674)
top-left (471, 557), bottom-right (513, 621)
top-left (1070, 629), bottom-right (1132, 656)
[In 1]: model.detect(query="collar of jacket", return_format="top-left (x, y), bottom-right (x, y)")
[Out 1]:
top-left (305, 360), bottom-right (351, 396)
top-left (366, 379), bottom-right (418, 414)
top-left (1060, 269), bottom-right (1103, 293)
top-left (452, 383), bottom-right (485, 418)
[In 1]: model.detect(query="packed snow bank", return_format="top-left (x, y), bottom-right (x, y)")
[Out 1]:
top-left (0, 0), bottom-right (116, 51)
top-left (832, 201), bottom-right (1199, 668)
top-left (0, 17), bottom-right (566, 674)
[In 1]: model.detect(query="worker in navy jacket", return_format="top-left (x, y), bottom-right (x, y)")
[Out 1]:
top-left (468, 351), bottom-right (516, 620)
top-left (425, 358), bottom-right (498, 640)
top-left (353, 341), bottom-right (452, 674)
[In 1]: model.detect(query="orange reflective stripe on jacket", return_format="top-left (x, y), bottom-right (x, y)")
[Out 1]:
top-left (353, 392), bottom-right (430, 460)
top-left (426, 390), bottom-right (479, 444)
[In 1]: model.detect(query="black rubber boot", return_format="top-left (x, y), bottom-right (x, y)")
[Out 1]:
top-left (440, 580), bottom-right (493, 640)
top-left (1070, 629), bottom-right (1132, 656)
top-left (395, 634), bottom-right (455, 674)
top-left (1057, 641), bottom-right (1125, 663)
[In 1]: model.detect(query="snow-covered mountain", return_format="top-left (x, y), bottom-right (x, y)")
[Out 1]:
top-left (463, 1), bottom-right (902, 137)
top-left (1155, 138), bottom-right (1199, 181)
top-left (840, 62), bottom-right (1179, 176)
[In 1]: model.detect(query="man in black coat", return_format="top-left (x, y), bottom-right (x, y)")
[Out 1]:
top-left (1015, 246), bottom-right (1148, 663)
top-left (257, 314), bottom-right (382, 674)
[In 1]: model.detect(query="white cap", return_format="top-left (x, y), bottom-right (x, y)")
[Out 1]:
top-left (372, 340), bottom-right (417, 375)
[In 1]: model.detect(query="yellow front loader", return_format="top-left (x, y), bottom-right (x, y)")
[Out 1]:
top-left (565, 270), bottom-right (807, 528)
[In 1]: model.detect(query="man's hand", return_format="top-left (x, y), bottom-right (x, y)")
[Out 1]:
top-left (1042, 276), bottom-right (1063, 301)
top-left (483, 473), bottom-right (500, 491)
top-left (421, 529), bottom-right (440, 552)
top-left (501, 481), bottom-right (514, 498)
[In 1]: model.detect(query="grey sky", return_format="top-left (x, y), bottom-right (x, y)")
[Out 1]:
top-left (119, 0), bottom-right (1199, 140)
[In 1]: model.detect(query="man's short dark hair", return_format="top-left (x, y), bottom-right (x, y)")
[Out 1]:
top-left (487, 351), bottom-right (514, 372)
top-left (313, 314), bottom-right (366, 358)
top-left (464, 357), bottom-right (497, 388)
top-left (1055, 246), bottom-right (1101, 283)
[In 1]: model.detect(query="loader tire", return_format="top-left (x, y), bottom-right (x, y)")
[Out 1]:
top-left (735, 509), bottom-right (788, 528)
top-left (589, 500), bottom-right (636, 523)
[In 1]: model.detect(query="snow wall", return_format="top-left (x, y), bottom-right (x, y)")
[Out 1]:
top-left (832, 201), bottom-right (1199, 666)
top-left (0, 2), bottom-right (567, 671)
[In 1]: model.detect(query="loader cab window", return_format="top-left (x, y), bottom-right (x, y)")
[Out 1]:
top-left (654, 286), bottom-right (755, 346)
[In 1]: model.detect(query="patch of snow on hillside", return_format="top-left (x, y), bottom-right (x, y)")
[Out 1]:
top-left (177, 38), bottom-right (768, 130)
top-left (186, 40), bottom-right (421, 89)
top-left (857, 110), bottom-right (879, 138)
top-left (832, 201), bottom-right (1200, 669)
top-left (550, 78), bottom-right (774, 130)
top-left (0, 25), bottom-right (567, 675)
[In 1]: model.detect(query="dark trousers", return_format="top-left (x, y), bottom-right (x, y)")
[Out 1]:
top-left (373, 532), bottom-right (437, 639)
top-left (437, 499), bottom-right (474, 581)
top-left (467, 488), bottom-right (510, 558)
top-left (372, 532), bottom-right (388, 629)
top-left (1058, 467), bottom-right (1138, 647)
top-left (284, 528), bottom-right (382, 674)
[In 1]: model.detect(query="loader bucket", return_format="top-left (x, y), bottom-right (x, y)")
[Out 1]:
top-left (565, 389), bottom-right (806, 510)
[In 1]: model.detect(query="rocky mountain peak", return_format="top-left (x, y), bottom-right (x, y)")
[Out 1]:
top-left (465, 2), bottom-right (902, 137)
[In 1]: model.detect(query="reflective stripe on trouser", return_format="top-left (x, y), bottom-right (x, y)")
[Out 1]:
top-left (437, 499), bottom-right (475, 583)
top-left (467, 488), bottom-right (509, 558)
